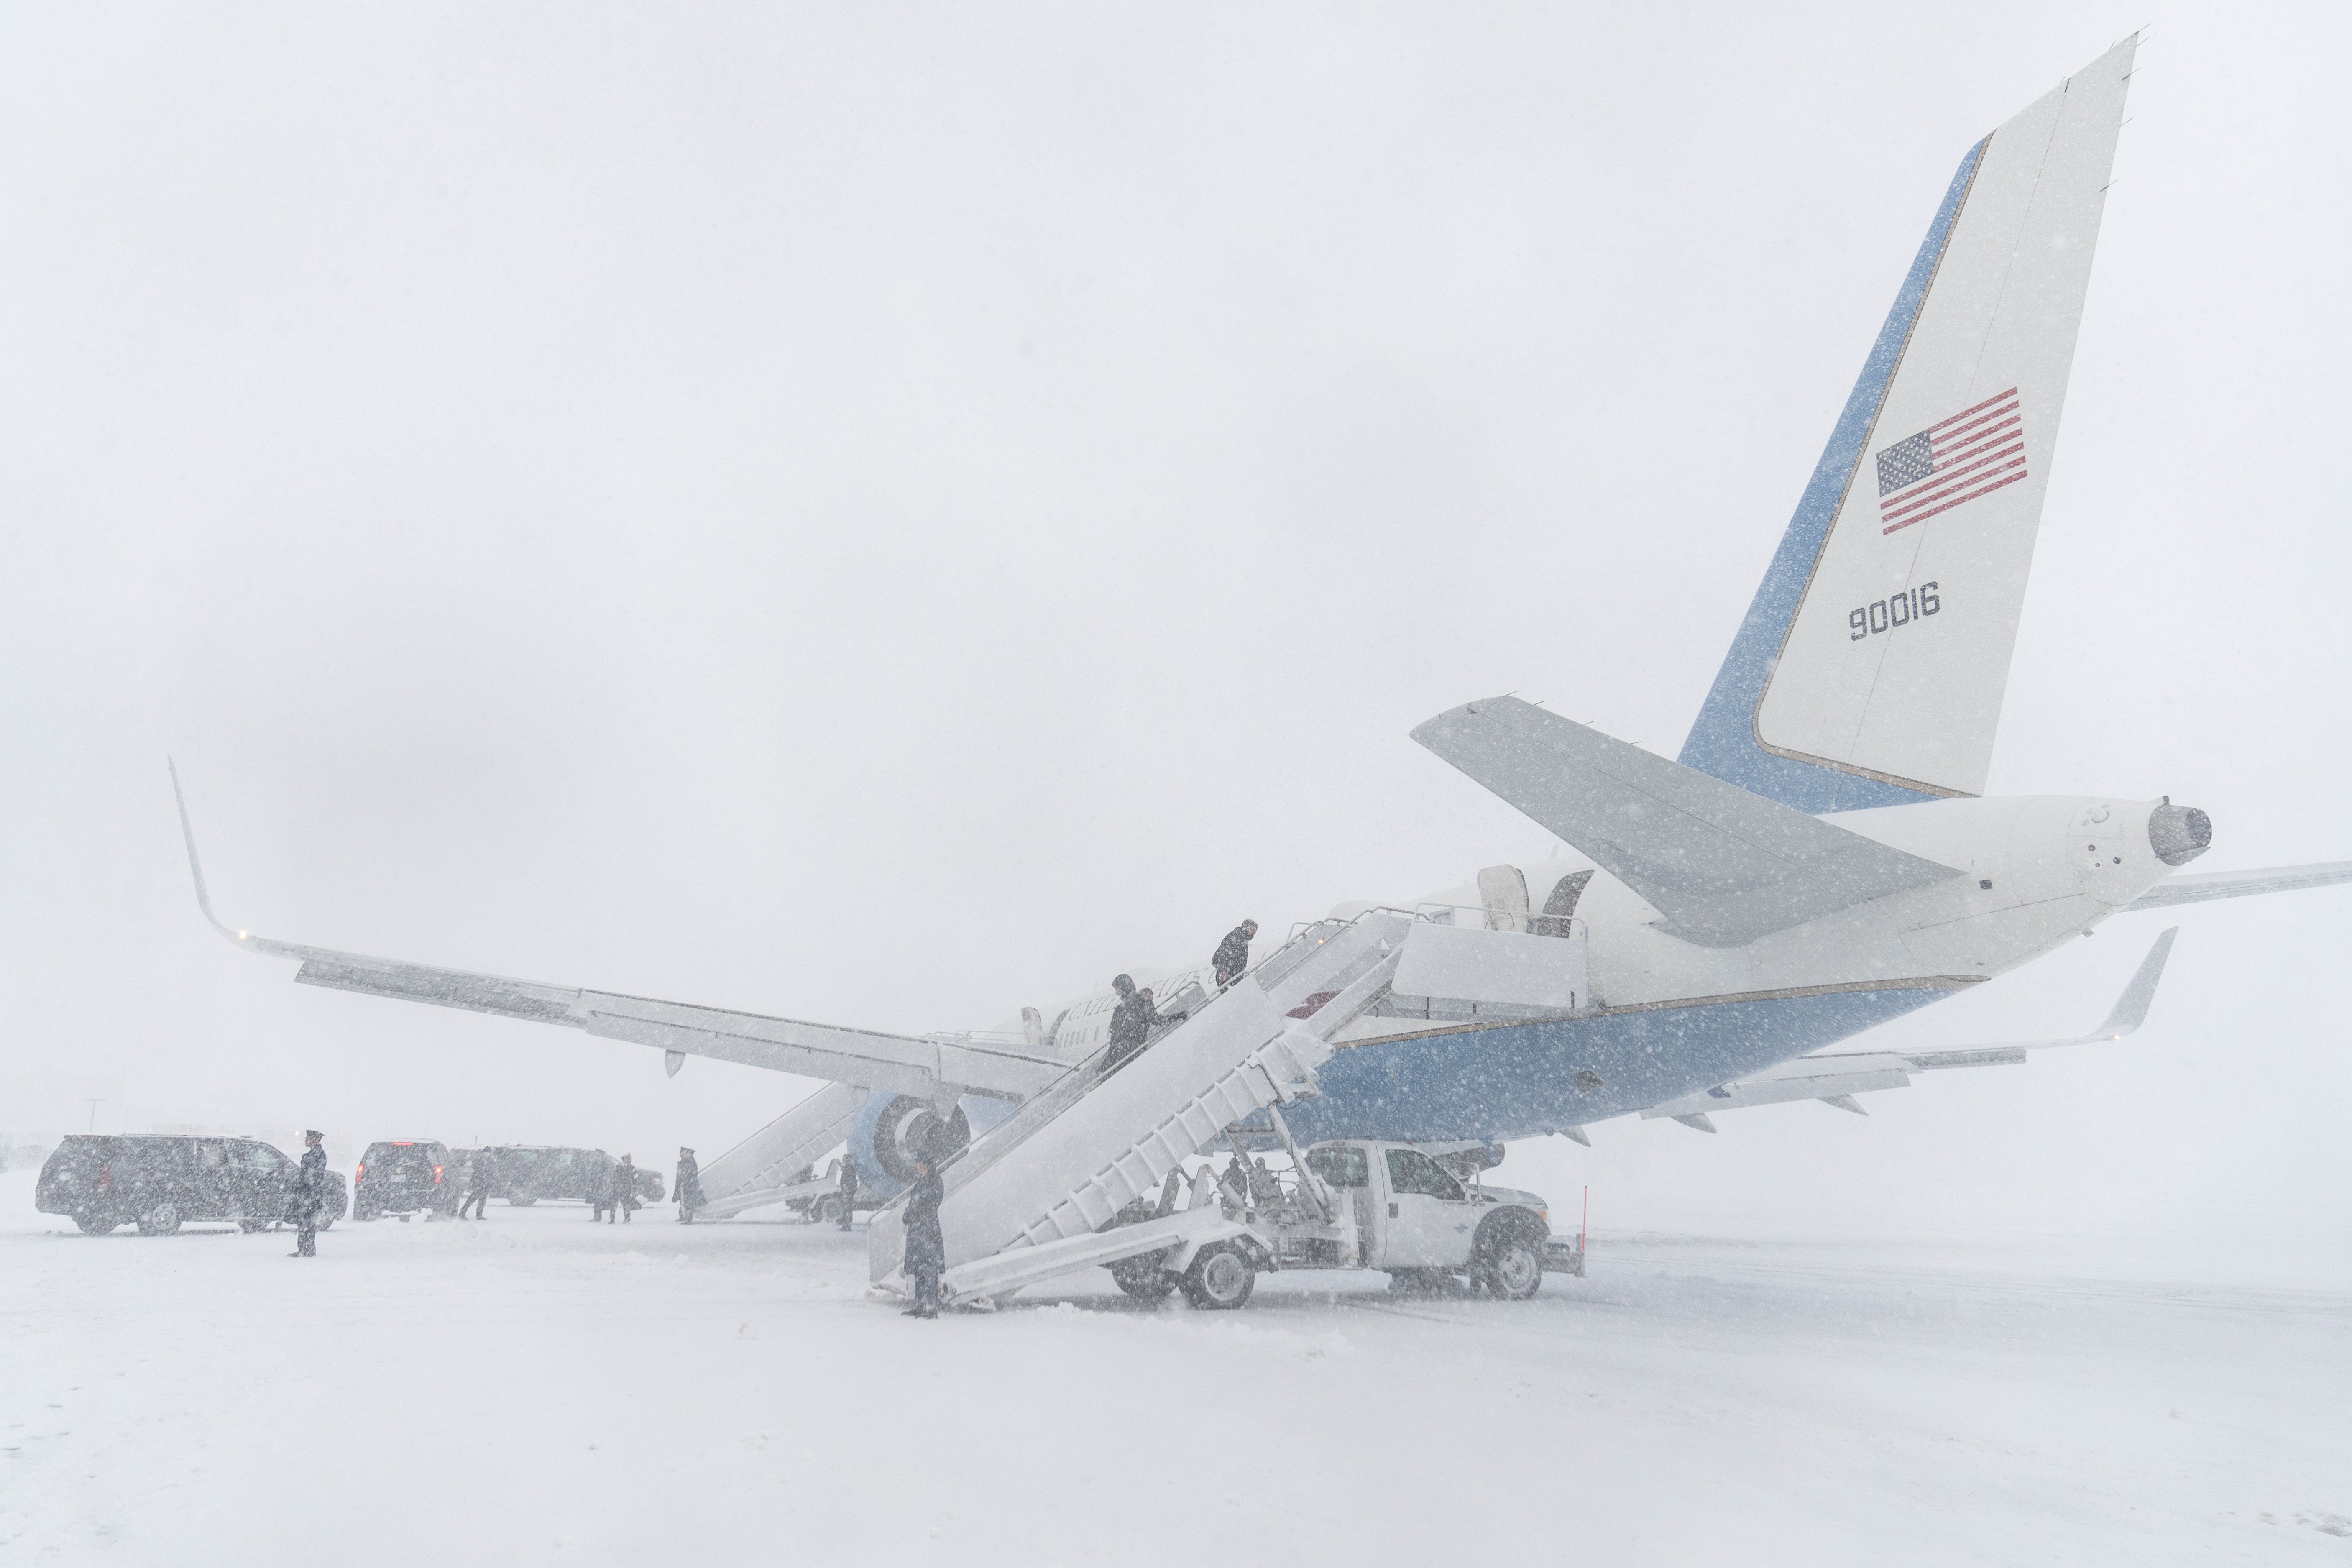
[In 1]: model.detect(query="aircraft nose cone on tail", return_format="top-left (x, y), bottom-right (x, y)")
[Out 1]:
top-left (2149, 800), bottom-right (2213, 867)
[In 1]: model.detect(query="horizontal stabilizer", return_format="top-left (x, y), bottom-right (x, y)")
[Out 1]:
top-left (1411, 697), bottom-right (1962, 947)
top-left (1643, 927), bottom-right (2175, 1123)
top-left (2122, 862), bottom-right (2352, 912)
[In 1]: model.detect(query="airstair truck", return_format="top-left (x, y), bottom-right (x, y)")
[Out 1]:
top-left (867, 909), bottom-right (1587, 1310)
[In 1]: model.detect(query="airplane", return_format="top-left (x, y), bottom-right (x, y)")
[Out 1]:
top-left (171, 35), bottom-right (2349, 1212)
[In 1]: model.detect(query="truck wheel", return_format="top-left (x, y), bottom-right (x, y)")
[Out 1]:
top-left (1110, 1258), bottom-right (1175, 1302)
top-left (1180, 1243), bottom-right (1255, 1310)
top-left (815, 1194), bottom-right (848, 1226)
top-left (1477, 1236), bottom-right (1544, 1301)
top-left (74, 1215), bottom-right (117, 1235)
top-left (136, 1204), bottom-right (182, 1236)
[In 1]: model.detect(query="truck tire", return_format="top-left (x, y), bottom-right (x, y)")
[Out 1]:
top-left (1110, 1258), bottom-right (1175, 1302)
top-left (1474, 1223), bottom-right (1544, 1301)
top-left (136, 1204), bottom-right (182, 1237)
top-left (1180, 1242), bottom-right (1255, 1310)
top-left (815, 1194), bottom-right (848, 1226)
top-left (74, 1215), bottom-right (117, 1235)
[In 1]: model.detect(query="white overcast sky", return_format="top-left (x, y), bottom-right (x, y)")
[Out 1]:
top-left (3, 3), bottom-right (2346, 1242)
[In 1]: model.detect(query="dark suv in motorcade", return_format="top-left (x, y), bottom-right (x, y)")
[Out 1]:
top-left (36, 1134), bottom-right (348, 1236)
top-left (481, 1145), bottom-right (664, 1207)
top-left (353, 1139), bottom-right (460, 1220)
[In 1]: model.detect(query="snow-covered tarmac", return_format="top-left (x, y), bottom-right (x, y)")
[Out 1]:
top-left (4, 1166), bottom-right (2346, 1565)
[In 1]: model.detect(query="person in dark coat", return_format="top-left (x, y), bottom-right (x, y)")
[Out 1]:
top-left (1212, 920), bottom-right (1258, 991)
top-left (1222, 1151), bottom-right (1252, 1207)
top-left (835, 1151), bottom-right (860, 1231)
top-left (457, 1149), bottom-right (495, 1220)
top-left (1102, 974), bottom-right (1188, 1074)
top-left (290, 1130), bottom-right (327, 1257)
top-left (675, 1147), bottom-right (705, 1224)
top-left (589, 1149), bottom-right (614, 1221)
top-left (611, 1155), bottom-right (637, 1223)
top-left (901, 1152), bottom-right (946, 1318)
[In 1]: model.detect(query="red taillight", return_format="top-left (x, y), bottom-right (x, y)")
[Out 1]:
top-left (433, 1166), bottom-right (444, 1183)
top-left (355, 1163), bottom-right (366, 1183)
top-left (98, 1164), bottom-right (113, 1187)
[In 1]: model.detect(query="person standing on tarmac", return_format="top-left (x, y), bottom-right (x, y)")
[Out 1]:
top-left (457, 1149), bottom-right (495, 1220)
top-left (611, 1155), bottom-right (638, 1223)
top-left (835, 1150), bottom-right (859, 1231)
top-left (289, 1130), bottom-right (327, 1257)
top-left (675, 1147), bottom-right (705, 1224)
top-left (590, 1149), bottom-right (614, 1222)
top-left (901, 1151), bottom-right (946, 1318)
top-left (1212, 920), bottom-right (1258, 991)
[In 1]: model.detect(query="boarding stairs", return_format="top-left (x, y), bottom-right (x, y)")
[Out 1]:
top-left (691, 1082), bottom-right (870, 1220)
top-left (868, 908), bottom-right (1418, 1304)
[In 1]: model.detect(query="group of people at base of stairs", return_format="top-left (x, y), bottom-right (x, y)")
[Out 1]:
top-left (898, 917), bottom-right (1261, 1317)
top-left (1100, 918), bottom-right (1258, 1077)
top-left (588, 1152), bottom-right (642, 1222)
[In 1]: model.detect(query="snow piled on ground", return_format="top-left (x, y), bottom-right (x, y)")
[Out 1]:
top-left (3, 1166), bottom-right (2345, 1565)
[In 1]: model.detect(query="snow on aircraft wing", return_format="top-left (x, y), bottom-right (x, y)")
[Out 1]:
top-left (169, 765), bottom-right (1066, 1102)
top-left (2119, 862), bottom-right (2352, 911)
top-left (1641, 926), bottom-right (2175, 1128)
top-left (1411, 696), bottom-right (1963, 947)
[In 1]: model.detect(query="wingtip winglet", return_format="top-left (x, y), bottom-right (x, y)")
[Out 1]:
top-left (2096, 926), bottom-right (2178, 1040)
top-left (169, 760), bottom-right (252, 950)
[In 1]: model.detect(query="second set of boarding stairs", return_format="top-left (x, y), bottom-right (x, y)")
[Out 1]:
top-left (867, 908), bottom-right (1421, 1305)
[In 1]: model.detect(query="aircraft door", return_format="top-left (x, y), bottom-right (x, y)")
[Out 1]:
top-left (1378, 1147), bottom-right (1475, 1270)
top-left (1478, 865), bottom-right (1530, 933)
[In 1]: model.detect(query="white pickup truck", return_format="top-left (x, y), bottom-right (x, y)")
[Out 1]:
top-left (1100, 1138), bottom-right (1583, 1310)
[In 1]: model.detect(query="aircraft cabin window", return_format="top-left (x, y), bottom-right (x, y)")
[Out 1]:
top-left (1385, 1149), bottom-right (1465, 1201)
top-left (1305, 1146), bottom-right (1369, 1188)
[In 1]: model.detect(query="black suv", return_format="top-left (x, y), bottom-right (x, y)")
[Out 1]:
top-left (36, 1134), bottom-right (348, 1236)
top-left (483, 1145), bottom-right (665, 1207)
top-left (353, 1139), bottom-right (460, 1220)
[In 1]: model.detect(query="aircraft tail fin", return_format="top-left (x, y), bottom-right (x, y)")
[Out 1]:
top-left (1680, 38), bottom-right (2136, 811)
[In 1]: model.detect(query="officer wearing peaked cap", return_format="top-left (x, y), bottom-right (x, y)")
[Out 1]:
top-left (290, 1130), bottom-right (327, 1257)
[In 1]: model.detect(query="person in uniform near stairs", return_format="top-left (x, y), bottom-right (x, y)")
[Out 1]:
top-left (901, 1151), bottom-right (946, 1318)
top-left (1212, 920), bottom-right (1258, 991)
top-left (835, 1149), bottom-right (859, 1230)
top-left (675, 1147), bottom-right (704, 1224)
top-left (456, 1148), bottom-right (495, 1220)
top-left (289, 1129), bottom-right (327, 1258)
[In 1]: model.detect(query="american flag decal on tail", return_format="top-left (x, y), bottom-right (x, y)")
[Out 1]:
top-left (1874, 387), bottom-right (2026, 534)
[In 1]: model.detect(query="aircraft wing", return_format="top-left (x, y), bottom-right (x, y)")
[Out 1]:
top-left (2120, 862), bottom-right (2352, 911)
top-left (1411, 696), bottom-right (1963, 947)
top-left (1641, 926), bottom-right (2176, 1130)
top-left (170, 766), bottom-right (1066, 1102)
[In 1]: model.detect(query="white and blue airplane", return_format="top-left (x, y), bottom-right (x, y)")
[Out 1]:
top-left (174, 36), bottom-right (2347, 1202)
